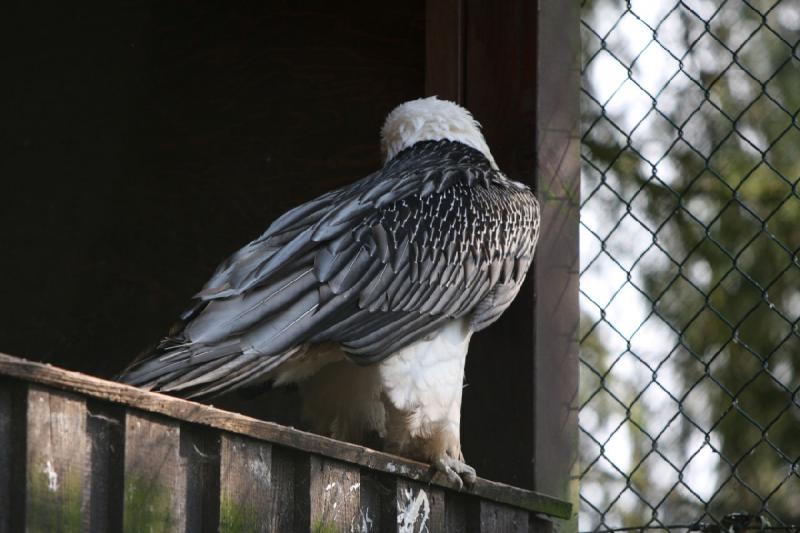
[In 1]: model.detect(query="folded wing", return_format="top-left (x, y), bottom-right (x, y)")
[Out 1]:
top-left (119, 140), bottom-right (539, 397)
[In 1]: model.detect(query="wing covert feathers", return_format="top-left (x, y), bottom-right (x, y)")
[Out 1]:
top-left (119, 140), bottom-right (540, 398)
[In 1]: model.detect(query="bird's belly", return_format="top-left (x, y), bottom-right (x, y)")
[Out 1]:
top-left (378, 317), bottom-right (473, 428)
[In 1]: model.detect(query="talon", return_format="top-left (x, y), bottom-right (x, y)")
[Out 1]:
top-left (449, 470), bottom-right (464, 490)
top-left (436, 458), bottom-right (464, 490)
top-left (434, 456), bottom-right (476, 490)
top-left (462, 466), bottom-right (477, 486)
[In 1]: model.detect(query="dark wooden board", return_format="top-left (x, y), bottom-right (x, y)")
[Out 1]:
top-left (395, 478), bottom-right (447, 532)
top-left (0, 383), bottom-right (12, 533)
top-left (85, 401), bottom-right (125, 532)
top-left (296, 456), bottom-right (361, 532)
top-left (445, 491), bottom-right (476, 532)
top-left (182, 424), bottom-right (221, 533)
top-left (0, 353), bottom-right (572, 519)
top-left (532, 0), bottom-right (581, 529)
top-left (531, 515), bottom-right (555, 533)
top-left (218, 433), bottom-right (291, 533)
top-left (358, 469), bottom-right (389, 532)
top-left (478, 501), bottom-right (531, 533)
top-left (25, 385), bottom-right (88, 532)
top-left (0, 381), bottom-right (26, 533)
top-left (123, 411), bottom-right (186, 532)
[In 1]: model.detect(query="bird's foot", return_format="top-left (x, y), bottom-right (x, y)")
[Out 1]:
top-left (434, 454), bottom-right (477, 490)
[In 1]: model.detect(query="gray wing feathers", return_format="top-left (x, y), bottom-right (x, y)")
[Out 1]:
top-left (119, 140), bottom-right (540, 398)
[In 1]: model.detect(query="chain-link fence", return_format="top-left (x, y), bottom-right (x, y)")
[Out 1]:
top-left (579, 0), bottom-right (800, 530)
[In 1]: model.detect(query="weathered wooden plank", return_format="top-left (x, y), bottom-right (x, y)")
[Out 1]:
top-left (445, 491), bottom-right (475, 532)
top-left (533, 0), bottom-right (581, 530)
top-left (359, 470), bottom-right (388, 532)
top-left (123, 410), bottom-right (185, 532)
top-left (25, 385), bottom-right (88, 533)
top-left (0, 355), bottom-right (572, 518)
top-left (530, 515), bottom-right (555, 533)
top-left (0, 382), bottom-right (13, 533)
top-left (182, 424), bottom-right (221, 533)
top-left (395, 478), bottom-right (446, 532)
top-left (296, 456), bottom-right (361, 532)
top-left (0, 381), bottom-right (26, 533)
top-left (478, 501), bottom-right (530, 533)
top-left (85, 401), bottom-right (125, 532)
top-left (218, 433), bottom-right (295, 533)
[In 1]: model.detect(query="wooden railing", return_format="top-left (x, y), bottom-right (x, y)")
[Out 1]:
top-left (0, 353), bottom-right (571, 532)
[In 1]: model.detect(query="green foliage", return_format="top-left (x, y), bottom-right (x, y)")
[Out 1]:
top-left (580, 0), bottom-right (800, 528)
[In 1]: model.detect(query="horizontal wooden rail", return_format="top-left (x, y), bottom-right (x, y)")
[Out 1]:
top-left (0, 352), bottom-right (571, 531)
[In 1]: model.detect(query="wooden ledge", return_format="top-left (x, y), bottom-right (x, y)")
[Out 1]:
top-left (0, 352), bottom-right (571, 520)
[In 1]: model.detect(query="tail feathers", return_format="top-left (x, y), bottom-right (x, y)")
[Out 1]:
top-left (118, 339), bottom-right (296, 399)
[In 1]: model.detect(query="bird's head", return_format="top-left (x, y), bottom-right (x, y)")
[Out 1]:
top-left (380, 96), bottom-right (497, 169)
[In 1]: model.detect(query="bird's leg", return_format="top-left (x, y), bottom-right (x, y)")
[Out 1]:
top-left (429, 381), bottom-right (476, 489)
top-left (379, 320), bottom-right (477, 489)
top-left (382, 396), bottom-right (476, 489)
top-left (428, 421), bottom-right (477, 490)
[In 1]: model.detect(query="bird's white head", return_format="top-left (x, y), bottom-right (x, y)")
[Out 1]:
top-left (380, 96), bottom-right (497, 169)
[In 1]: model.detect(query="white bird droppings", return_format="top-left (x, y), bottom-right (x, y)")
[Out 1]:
top-left (44, 460), bottom-right (58, 492)
top-left (397, 488), bottom-right (430, 533)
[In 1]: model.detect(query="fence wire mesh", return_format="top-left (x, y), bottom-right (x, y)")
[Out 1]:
top-left (579, 0), bottom-right (800, 531)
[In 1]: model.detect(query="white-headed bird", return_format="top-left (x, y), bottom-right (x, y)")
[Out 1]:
top-left (120, 97), bottom-right (540, 487)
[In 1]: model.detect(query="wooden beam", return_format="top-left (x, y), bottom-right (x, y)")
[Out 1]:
top-left (426, 2), bottom-right (580, 527)
top-left (296, 457), bottom-right (361, 531)
top-left (0, 381), bottom-right (25, 533)
top-left (85, 401), bottom-right (125, 532)
top-left (533, 0), bottom-right (581, 529)
top-left (395, 479), bottom-right (447, 531)
top-left (0, 353), bottom-right (572, 519)
top-left (0, 384), bottom-right (12, 533)
top-left (218, 434), bottom-right (285, 532)
top-left (25, 386), bottom-right (89, 532)
top-left (123, 411), bottom-right (186, 532)
top-left (478, 500), bottom-right (531, 533)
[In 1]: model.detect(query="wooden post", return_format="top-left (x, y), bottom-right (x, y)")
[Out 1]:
top-left (395, 479), bottom-right (447, 531)
top-left (532, 1), bottom-right (581, 529)
top-left (85, 401), bottom-right (125, 532)
top-left (425, 0), bottom-right (580, 526)
top-left (25, 386), bottom-right (89, 532)
top-left (123, 411), bottom-right (186, 532)
top-left (181, 424), bottom-right (221, 533)
top-left (295, 456), bottom-right (362, 532)
top-left (0, 381), bottom-right (21, 533)
top-left (218, 433), bottom-right (294, 532)
top-left (478, 501), bottom-right (531, 533)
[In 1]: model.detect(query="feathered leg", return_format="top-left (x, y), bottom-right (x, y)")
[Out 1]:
top-left (378, 318), bottom-right (476, 488)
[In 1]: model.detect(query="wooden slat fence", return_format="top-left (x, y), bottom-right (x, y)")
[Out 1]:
top-left (0, 353), bottom-right (570, 532)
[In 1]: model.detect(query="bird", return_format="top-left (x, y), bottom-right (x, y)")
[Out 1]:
top-left (119, 96), bottom-right (541, 488)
